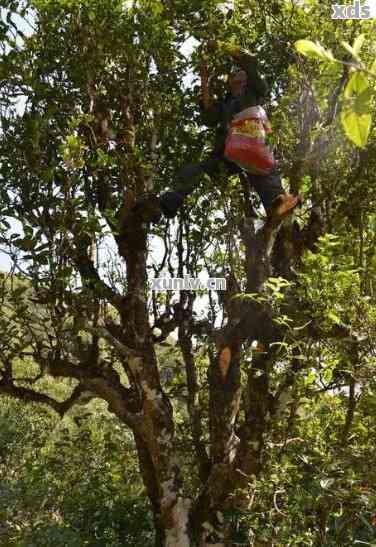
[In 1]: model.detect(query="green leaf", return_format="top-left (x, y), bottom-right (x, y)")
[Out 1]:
top-left (352, 34), bottom-right (365, 57)
top-left (344, 72), bottom-right (369, 99)
top-left (323, 367), bottom-right (333, 384)
top-left (341, 41), bottom-right (357, 60)
top-left (305, 369), bottom-right (316, 386)
top-left (341, 37), bottom-right (365, 62)
top-left (341, 109), bottom-right (372, 148)
top-left (370, 58), bottom-right (376, 75)
top-left (328, 311), bottom-right (341, 325)
top-left (294, 40), bottom-right (334, 62)
top-left (353, 88), bottom-right (373, 115)
top-left (343, 74), bottom-right (372, 138)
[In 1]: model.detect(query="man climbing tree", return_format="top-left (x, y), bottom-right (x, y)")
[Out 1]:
top-left (158, 40), bottom-right (301, 220)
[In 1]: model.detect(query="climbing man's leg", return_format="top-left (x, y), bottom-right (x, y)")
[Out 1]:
top-left (159, 156), bottom-right (224, 218)
top-left (247, 168), bottom-right (300, 219)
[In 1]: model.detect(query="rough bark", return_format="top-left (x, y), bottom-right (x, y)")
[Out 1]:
top-left (0, 190), bottom-right (327, 546)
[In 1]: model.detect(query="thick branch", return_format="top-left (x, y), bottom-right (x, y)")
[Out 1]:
top-left (84, 323), bottom-right (144, 358)
top-left (32, 353), bottom-right (142, 425)
top-left (70, 229), bottom-right (123, 312)
top-left (179, 328), bottom-right (210, 482)
top-left (0, 379), bottom-right (84, 416)
top-left (324, 63), bottom-right (349, 127)
top-left (341, 376), bottom-right (357, 444)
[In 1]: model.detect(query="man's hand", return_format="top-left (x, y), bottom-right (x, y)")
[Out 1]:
top-left (206, 40), bottom-right (257, 60)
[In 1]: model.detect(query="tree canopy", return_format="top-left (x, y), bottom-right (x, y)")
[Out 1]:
top-left (0, 1), bottom-right (376, 545)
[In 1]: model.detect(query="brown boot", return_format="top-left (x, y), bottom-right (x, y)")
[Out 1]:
top-left (267, 193), bottom-right (301, 221)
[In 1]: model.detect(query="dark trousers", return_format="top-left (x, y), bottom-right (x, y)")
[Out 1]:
top-left (175, 154), bottom-right (284, 211)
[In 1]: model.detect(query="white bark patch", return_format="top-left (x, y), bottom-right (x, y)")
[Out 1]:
top-left (201, 521), bottom-right (225, 547)
top-left (161, 478), bottom-right (176, 509)
top-left (230, 399), bottom-right (239, 425)
top-left (164, 497), bottom-right (191, 547)
top-left (228, 433), bottom-right (240, 463)
top-left (141, 380), bottom-right (161, 401)
top-left (158, 428), bottom-right (172, 447)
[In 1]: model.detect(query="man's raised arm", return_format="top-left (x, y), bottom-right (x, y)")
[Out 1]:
top-left (209, 40), bottom-right (269, 100)
top-left (198, 60), bottom-right (222, 127)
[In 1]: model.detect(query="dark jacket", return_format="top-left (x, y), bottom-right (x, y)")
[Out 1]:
top-left (200, 49), bottom-right (269, 154)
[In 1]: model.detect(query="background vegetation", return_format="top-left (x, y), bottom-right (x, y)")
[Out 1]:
top-left (0, 0), bottom-right (376, 545)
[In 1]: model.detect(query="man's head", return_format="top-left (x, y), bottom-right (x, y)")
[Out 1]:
top-left (229, 69), bottom-right (247, 97)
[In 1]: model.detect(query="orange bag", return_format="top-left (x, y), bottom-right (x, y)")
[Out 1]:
top-left (224, 106), bottom-right (275, 175)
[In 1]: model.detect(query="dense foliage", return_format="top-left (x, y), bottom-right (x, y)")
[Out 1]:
top-left (0, 1), bottom-right (376, 545)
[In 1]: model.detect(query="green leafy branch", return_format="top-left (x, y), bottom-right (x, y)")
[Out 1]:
top-left (294, 35), bottom-right (375, 147)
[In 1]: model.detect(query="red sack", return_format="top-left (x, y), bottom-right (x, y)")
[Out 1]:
top-left (224, 106), bottom-right (275, 175)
